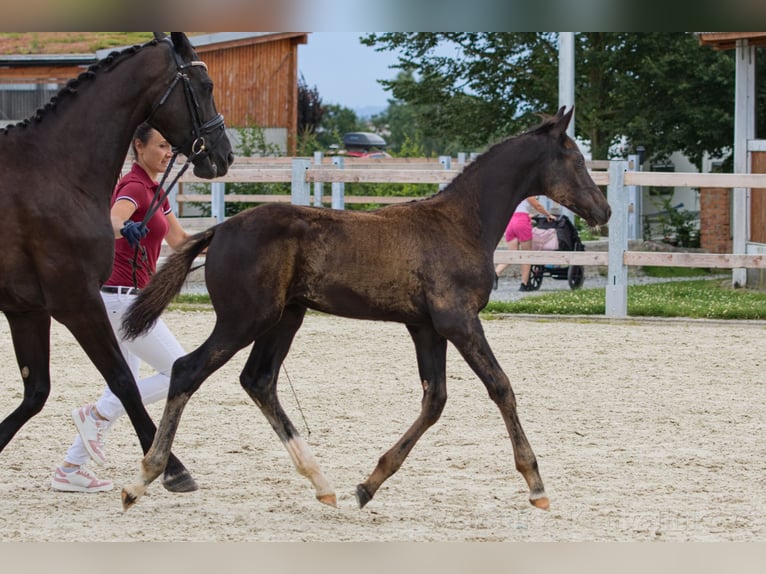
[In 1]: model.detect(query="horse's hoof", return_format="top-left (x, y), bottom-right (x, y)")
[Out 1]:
top-left (530, 495), bottom-right (550, 511)
top-left (316, 492), bottom-right (337, 507)
top-left (162, 470), bottom-right (199, 493)
top-left (355, 484), bottom-right (373, 509)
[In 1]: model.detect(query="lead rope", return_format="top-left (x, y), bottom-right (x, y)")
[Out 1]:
top-left (281, 363), bottom-right (311, 437)
top-left (128, 150), bottom-right (196, 288)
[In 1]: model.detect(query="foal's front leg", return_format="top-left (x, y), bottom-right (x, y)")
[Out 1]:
top-left (443, 315), bottom-right (549, 510)
top-left (356, 324), bottom-right (448, 508)
top-left (122, 339), bottom-right (239, 510)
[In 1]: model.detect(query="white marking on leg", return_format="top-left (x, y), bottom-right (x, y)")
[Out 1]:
top-left (285, 436), bottom-right (334, 498)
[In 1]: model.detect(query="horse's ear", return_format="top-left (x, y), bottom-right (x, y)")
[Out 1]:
top-left (170, 32), bottom-right (195, 59)
top-left (550, 106), bottom-right (574, 138)
top-left (153, 32), bottom-right (167, 40)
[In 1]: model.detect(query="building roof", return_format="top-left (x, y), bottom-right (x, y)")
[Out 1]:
top-left (698, 32), bottom-right (766, 50)
top-left (0, 32), bottom-right (308, 65)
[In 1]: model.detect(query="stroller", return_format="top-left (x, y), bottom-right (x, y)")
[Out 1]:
top-left (526, 214), bottom-right (585, 291)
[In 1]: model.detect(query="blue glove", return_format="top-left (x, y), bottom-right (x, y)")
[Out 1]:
top-left (120, 221), bottom-right (148, 248)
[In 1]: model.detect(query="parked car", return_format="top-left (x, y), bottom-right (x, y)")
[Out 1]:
top-left (340, 131), bottom-right (392, 158)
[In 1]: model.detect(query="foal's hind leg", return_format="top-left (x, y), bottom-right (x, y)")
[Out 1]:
top-left (238, 305), bottom-right (336, 506)
top-left (0, 311), bottom-right (52, 453)
top-left (356, 324), bottom-right (448, 508)
top-left (442, 315), bottom-right (548, 510)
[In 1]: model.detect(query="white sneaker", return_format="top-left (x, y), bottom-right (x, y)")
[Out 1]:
top-left (51, 466), bottom-right (113, 493)
top-left (72, 404), bottom-right (110, 465)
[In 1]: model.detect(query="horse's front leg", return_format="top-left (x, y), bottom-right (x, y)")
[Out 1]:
top-left (441, 314), bottom-right (549, 511)
top-left (356, 324), bottom-right (448, 508)
top-left (0, 311), bottom-right (52, 453)
top-left (58, 308), bottom-right (195, 491)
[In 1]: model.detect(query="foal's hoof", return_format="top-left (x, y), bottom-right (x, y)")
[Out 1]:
top-left (316, 492), bottom-right (337, 507)
top-left (162, 470), bottom-right (199, 493)
top-left (355, 484), bottom-right (373, 509)
top-left (530, 494), bottom-right (550, 511)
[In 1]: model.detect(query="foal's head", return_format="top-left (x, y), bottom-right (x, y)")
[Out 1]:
top-left (147, 32), bottom-right (234, 179)
top-left (530, 107), bottom-right (610, 227)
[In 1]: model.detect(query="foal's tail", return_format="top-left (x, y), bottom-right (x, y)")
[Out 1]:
top-left (121, 228), bottom-right (215, 340)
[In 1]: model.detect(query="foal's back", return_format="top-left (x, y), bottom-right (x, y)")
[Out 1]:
top-left (204, 199), bottom-right (488, 322)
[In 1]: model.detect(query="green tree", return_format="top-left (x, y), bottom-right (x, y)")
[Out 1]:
top-left (297, 74), bottom-right (323, 136)
top-left (362, 33), bottom-right (739, 169)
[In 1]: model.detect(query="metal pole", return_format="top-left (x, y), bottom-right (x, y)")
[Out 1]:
top-left (558, 32), bottom-right (576, 221)
top-left (732, 39), bottom-right (755, 287)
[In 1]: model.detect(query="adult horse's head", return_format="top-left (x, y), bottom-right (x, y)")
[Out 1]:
top-left (531, 106), bottom-right (610, 227)
top-left (147, 32), bottom-right (234, 179)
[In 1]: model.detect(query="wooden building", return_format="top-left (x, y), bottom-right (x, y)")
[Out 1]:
top-left (698, 33), bottom-right (766, 287)
top-left (0, 32), bottom-right (308, 154)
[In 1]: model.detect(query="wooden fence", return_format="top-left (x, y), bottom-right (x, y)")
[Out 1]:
top-left (170, 157), bottom-right (766, 318)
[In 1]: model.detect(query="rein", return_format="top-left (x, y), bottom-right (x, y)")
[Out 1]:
top-left (128, 38), bottom-right (225, 287)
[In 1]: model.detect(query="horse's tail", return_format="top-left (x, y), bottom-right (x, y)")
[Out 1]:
top-left (121, 227), bottom-right (215, 340)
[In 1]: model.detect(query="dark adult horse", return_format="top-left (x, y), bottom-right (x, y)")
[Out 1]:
top-left (122, 107), bottom-right (609, 511)
top-left (0, 32), bottom-right (233, 491)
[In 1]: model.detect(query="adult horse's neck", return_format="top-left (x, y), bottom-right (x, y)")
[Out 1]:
top-left (2, 41), bottom-right (173, 206)
top-left (440, 132), bottom-right (543, 253)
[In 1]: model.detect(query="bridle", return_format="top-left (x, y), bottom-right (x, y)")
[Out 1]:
top-left (149, 36), bottom-right (226, 161)
top-left (130, 38), bottom-right (227, 286)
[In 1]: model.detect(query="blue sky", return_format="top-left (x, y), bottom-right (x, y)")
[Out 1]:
top-left (298, 32), bottom-right (400, 113)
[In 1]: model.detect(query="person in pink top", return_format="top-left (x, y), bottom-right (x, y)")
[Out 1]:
top-left (51, 123), bottom-right (194, 493)
top-left (494, 196), bottom-right (555, 291)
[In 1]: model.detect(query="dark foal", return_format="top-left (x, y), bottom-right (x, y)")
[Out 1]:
top-left (0, 32), bottom-right (233, 492)
top-left (121, 106), bottom-right (610, 511)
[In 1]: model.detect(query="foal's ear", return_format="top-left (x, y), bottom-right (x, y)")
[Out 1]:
top-left (550, 106), bottom-right (574, 138)
top-left (153, 32), bottom-right (168, 40)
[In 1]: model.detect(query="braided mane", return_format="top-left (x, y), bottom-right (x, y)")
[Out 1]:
top-left (1, 38), bottom-right (161, 135)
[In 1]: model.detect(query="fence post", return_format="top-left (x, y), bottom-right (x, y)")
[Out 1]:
top-left (168, 182), bottom-right (179, 216)
top-left (291, 158), bottom-right (311, 206)
top-left (605, 160), bottom-right (629, 317)
top-left (439, 155), bottom-right (451, 191)
top-left (313, 151), bottom-right (324, 207)
top-left (331, 156), bottom-right (345, 209)
top-left (211, 182), bottom-right (226, 223)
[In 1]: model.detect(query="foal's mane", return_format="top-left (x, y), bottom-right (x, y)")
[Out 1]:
top-left (0, 38), bottom-right (163, 136)
top-left (430, 113), bottom-right (559, 198)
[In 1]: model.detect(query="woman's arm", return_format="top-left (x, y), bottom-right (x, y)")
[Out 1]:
top-left (527, 196), bottom-right (554, 219)
top-left (110, 199), bottom-right (137, 238)
top-left (164, 212), bottom-right (191, 251)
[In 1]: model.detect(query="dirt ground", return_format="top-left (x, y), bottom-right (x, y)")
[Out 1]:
top-left (0, 310), bottom-right (764, 542)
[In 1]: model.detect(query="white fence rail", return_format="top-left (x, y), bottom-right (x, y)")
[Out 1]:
top-left (171, 158), bottom-right (766, 318)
